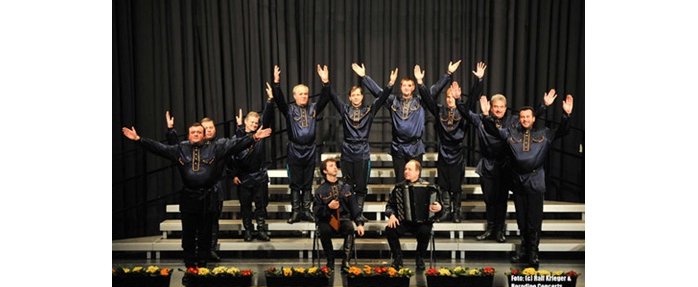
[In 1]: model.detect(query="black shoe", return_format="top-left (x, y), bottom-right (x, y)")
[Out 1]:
top-left (257, 226), bottom-right (270, 242)
top-left (452, 212), bottom-right (461, 223)
top-left (510, 246), bottom-right (528, 263)
top-left (243, 230), bottom-right (254, 242)
top-left (528, 250), bottom-right (540, 269)
top-left (301, 210), bottom-right (316, 222)
top-left (209, 251), bottom-right (221, 262)
top-left (495, 229), bottom-right (506, 243)
top-left (415, 257), bottom-right (426, 271)
top-left (287, 211), bottom-right (301, 223)
top-left (476, 228), bottom-right (494, 241)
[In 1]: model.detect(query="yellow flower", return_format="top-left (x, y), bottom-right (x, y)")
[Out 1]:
top-left (123, 268), bottom-right (131, 273)
top-left (388, 267), bottom-right (397, 277)
top-left (198, 268), bottom-right (210, 276)
top-left (522, 267), bottom-right (537, 275)
top-left (282, 267), bottom-right (292, 276)
top-left (308, 267), bottom-right (318, 274)
top-left (453, 266), bottom-right (464, 274)
top-left (439, 268), bottom-right (452, 276)
top-left (553, 271), bottom-right (564, 276)
top-left (348, 266), bottom-right (362, 276)
top-left (132, 266), bottom-right (143, 272)
top-left (293, 267), bottom-right (305, 274)
top-left (146, 266), bottom-right (159, 273)
top-left (226, 267), bottom-right (240, 275)
top-left (212, 266), bottom-right (227, 275)
top-left (468, 268), bottom-right (480, 276)
top-left (363, 265), bottom-right (372, 275)
top-left (537, 269), bottom-right (551, 276)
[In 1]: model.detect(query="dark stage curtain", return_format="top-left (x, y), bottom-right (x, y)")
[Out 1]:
top-left (113, 0), bottom-right (584, 239)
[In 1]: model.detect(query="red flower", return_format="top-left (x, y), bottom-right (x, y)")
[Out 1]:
top-left (425, 268), bottom-right (439, 276)
top-left (186, 267), bottom-right (198, 274)
top-left (241, 270), bottom-right (252, 276)
top-left (566, 271), bottom-right (578, 277)
top-left (320, 266), bottom-right (329, 274)
top-left (510, 268), bottom-right (520, 275)
top-left (483, 266), bottom-right (495, 274)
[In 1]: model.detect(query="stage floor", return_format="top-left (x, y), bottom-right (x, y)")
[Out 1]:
top-left (112, 256), bottom-right (585, 287)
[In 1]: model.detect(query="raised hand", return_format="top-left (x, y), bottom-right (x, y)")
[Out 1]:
top-left (388, 67), bottom-right (399, 86)
top-left (235, 109), bottom-right (243, 126)
top-left (447, 60), bottom-right (462, 75)
top-left (122, 126), bottom-right (140, 141)
top-left (544, 88), bottom-right (558, 106)
top-left (265, 82), bottom-right (273, 101)
top-left (562, 94), bottom-right (574, 115)
top-left (165, 111), bottom-right (174, 129)
top-left (316, 64), bottom-right (329, 83)
top-left (414, 65), bottom-right (425, 85)
top-left (472, 61), bottom-right (487, 79)
top-left (450, 81), bottom-right (462, 100)
top-left (254, 125), bottom-right (272, 140)
top-left (273, 65), bottom-right (281, 83)
top-left (480, 96), bottom-right (490, 116)
top-left (351, 63), bottom-right (366, 77)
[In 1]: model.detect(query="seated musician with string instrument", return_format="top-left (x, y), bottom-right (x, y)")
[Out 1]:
top-left (384, 159), bottom-right (443, 270)
top-left (313, 158), bottom-right (366, 271)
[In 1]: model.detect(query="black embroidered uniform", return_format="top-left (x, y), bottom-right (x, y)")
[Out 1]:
top-left (137, 135), bottom-right (257, 268)
top-left (313, 178), bottom-right (365, 269)
top-left (384, 179), bottom-right (443, 270)
top-left (272, 83), bottom-right (331, 223)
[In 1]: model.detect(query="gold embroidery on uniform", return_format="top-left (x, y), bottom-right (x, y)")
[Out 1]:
top-left (522, 130), bottom-right (531, 152)
top-left (300, 108), bottom-right (308, 127)
top-left (192, 147), bottom-right (200, 171)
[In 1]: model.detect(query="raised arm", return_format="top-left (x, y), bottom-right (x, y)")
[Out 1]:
top-left (369, 68), bottom-right (397, 116)
top-left (222, 127), bottom-right (272, 156)
top-left (428, 60), bottom-right (459, 97)
top-left (270, 65), bottom-right (289, 116)
top-left (262, 85), bottom-right (275, 128)
top-left (551, 95), bottom-right (574, 140)
top-left (165, 111), bottom-right (179, 145)
top-left (123, 126), bottom-right (179, 161)
top-left (416, 65), bottom-right (438, 116)
top-left (353, 63), bottom-right (383, 98)
top-left (314, 64), bottom-right (332, 114)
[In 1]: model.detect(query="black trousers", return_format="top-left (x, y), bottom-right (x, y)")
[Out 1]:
top-left (239, 180), bottom-right (269, 227)
top-left (511, 169), bottom-right (545, 236)
top-left (288, 160), bottom-right (314, 194)
top-left (317, 220), bottom-right (355, 260)
top-left (385, 221), bottom-right (433, 260)
top-left (340, 158), bottom-right (370, 196)
top-left (480, 166), bottom-right (510, 229)
top-left (436, 158), bottom-right (464, 194)
top-left (181, 211), bottom-right (217, 268)
top-left (392, 154), bottom-right (422, 184)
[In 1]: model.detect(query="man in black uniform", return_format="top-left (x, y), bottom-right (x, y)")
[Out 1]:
top-left (228, 91), bottom-right (275, 241)
top-left (480, 92), bottom-right (574, 268)
top-left (164, 113), bottom-right (226, 261)
top-left (418, 62), bottom-right (486, 222)
top-left (270, 65), bottom-right (331, 223)
top-left (121, 123), bottom-right (272, 268)
top-left (361, 61), bottom-right (462, 183)
top-left (460, 90), bottom-right (556, 242)
top-left (313, 158), bottom-right (366, 271)
top-left (384, 160), bottom-right (443, 270)
top-left (321, 63), bottom-right (397, 218)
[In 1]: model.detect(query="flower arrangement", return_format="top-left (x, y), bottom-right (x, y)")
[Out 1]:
top-left (424, 266), bottom-right (495, 277)
top-left (345, 264), bottom-right (413, 287)
top-left (264, 266), bottom-right (332, 287)
top-left (264, 266), bottom-right (332, 278)
top-left (507, 268), bottom-right (580, 287)
top-left (345, 264), bottom-right (414, 278)
top-left (112, 265), bottom-right (171, 287)
top-left (183, 266), bottom-right (253, 287)
top-left (424, 266), bottom-right (495, 287)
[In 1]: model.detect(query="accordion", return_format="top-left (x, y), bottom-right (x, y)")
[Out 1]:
top-left (401, 184), bottom-right (439, 223)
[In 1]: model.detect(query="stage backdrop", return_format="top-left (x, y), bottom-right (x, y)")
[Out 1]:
top-left (113, 0), bottom-right (584, 239)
